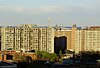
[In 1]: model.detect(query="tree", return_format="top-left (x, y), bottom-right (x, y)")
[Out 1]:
top-left (13, 53), bottom-right (28, 62)
top-left (13, 53), bottom-right (19, 61)
top-left (36, 51), bottom-right (50, 60)
top-left (41, 51), bottom-right (50, 60)
top-left (59, 50), bottom-right (63, 57)
top-left (18, 54), bottom-right (27, 62)
top-left (36, 51), bottom-right (59, 62)
top-left (50, 53), bottom-right (57, 62)
top-left (36, 51), bottom-right (42, 59)
top-left (59, 50), bottom-right (62, 55)
top-left (25, 56), bottom-right (32, 62)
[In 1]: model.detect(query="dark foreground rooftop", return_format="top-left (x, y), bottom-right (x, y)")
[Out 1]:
top-left (0, 60), bottom-right (17, 68)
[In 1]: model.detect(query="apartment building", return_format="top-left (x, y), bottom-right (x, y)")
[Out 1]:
top-left (1, 24), bottom-right (100, 54)
top-left (85, 30), bottom-right (100, 51)
top-left (75, 26), bottom-right (100, 54)
top-left (38, 27), bottom-right (54, 53)
top-left (0, 24), bottom-right (54, 53)
top-left (54, 25), bottom-right (79, 54)
top-left (54, 26), bottom-right (71, 53)
top-left (54, 25), bottom-right (100, 54)
top-left (1, 26), bottom-right (15, 51)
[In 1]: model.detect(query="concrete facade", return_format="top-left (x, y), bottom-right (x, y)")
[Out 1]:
top-left (0, 24), bottom-right (54, 53)
top-left (1, 24), bottom-right (100, 54)
top-left (75, 26), bottom-right (100, 54)
top-left (1, 26), bottom-right (15, 51)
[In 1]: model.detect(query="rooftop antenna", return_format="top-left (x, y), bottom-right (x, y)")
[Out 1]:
top-left (48, 17), bottom-right (51, 27)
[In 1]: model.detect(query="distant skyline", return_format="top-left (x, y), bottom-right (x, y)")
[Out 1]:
top-left (0, 0), bottom-right (100, 26)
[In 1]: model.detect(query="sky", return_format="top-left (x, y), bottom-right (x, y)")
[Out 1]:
top-left (0, 0), bottom-right (100, 26)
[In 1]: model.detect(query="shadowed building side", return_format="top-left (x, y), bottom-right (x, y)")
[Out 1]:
top-left (54, 27), bottom-right (72, 53)
top-left (54, 36), bottom-right (67, 54)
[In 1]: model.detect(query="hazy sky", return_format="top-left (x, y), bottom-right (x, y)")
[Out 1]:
top-left (0, 0), bottom-right (100, 26)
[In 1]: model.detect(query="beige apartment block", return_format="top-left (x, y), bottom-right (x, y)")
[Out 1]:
top-left (0, 24), bottom-right (54, 53)
top-left (38, 27), bottom-right (54, 53)
top-left (75, 27), bottom-right (100, 54)
top-left (84, 30), bottom-right (100, 51)
top-left (1, 24), bottom-right (100, 54)
top-left (54, 25), bottom-right (79, 53)
top-left (1, 26), bottom-right (14, 51)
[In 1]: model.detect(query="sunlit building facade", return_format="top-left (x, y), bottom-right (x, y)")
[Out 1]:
top-left (14, 26), bottom-right (21, 50)
top-left (0, 24), bottom-right (54, 53)
top-left (1, 24), bottom-right (100, 54)
top-left (30, 27), bottom-right (39, 51)
top-left (38, 27), bottom-right (54, 53)
top-left (75, 26), bottom-right (100, 54)
top-left (54, 25), bottom-right (100, 54)
top-left (1, 26), bottom-right (15, 50)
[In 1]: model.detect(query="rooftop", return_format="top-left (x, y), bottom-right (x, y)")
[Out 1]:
top-left (0, 61), bottom-right (17, 68)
